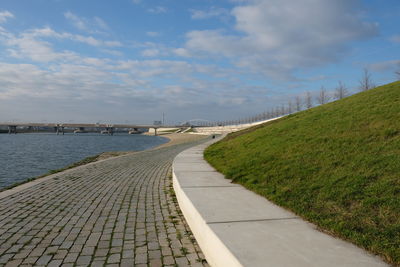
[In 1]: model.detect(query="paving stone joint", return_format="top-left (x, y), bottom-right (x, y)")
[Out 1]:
top-left (0, 139), bottom-right (210, 267)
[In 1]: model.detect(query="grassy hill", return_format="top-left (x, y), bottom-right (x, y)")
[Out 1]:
top-left (204, 81), bottom-right (400, 265)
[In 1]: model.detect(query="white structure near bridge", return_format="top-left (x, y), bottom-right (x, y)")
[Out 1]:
top-left (190, 117), bottom-right (280, 135)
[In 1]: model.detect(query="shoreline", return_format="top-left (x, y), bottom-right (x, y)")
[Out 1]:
top-left (0, 133), bottom-right (209, 197)
top-left (0, 132), bottom-right (211, 266)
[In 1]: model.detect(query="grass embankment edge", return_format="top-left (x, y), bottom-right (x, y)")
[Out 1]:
top-left (204, 81), bottom-right (400, 266)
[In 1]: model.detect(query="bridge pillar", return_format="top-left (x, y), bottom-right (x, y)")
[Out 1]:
top-left (128, 128), bottom-right (139, 134)
top-left (8, 125), bottom-right (17, 134)
top-left (56, 125), bottom-right (65, 135)
top-left (74, 127), bottom-right (85, 134)
top-left (104, 126), bottom-right (114, 135)
top-left (154, 128), bottom-right (157, 136)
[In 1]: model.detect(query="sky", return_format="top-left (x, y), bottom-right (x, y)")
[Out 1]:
top-left (0, 0), bottom-right (399, 124)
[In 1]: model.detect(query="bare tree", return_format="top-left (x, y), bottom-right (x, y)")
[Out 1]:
top-left (295, 96), bottom-right (302, 112)
top-left (359, 68), bottom-right (375, 91)
top-left (305, 91), bottom-right (313, 109)
top-left (288, 100), bottom-right (293, 114)
top-left (316, 86), bottom-right (329, 105)
top-left (396, 63), bottom-right (400, 80)
top-left (280, 104), bottom-right (285, 115)
top-left (334, 81), bottom-right (348, 100)
top-left (275, 107), bottom-right (280, 117)
top-left (274, 107), bottom-right (279, 117)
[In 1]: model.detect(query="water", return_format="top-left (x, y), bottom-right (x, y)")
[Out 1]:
top-left (0, 133), bottom-right (168, 190)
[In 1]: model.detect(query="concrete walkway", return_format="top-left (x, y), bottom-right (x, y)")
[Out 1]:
top-left (0, 139), bottom-right (210, 266)
top-left (172, 137), bottom-right (388, 267)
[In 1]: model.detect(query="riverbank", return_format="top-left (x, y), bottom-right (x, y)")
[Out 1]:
top-left (0, 133), bottom-right (208, 193)
top-left (0, 135), bottom-right (210, 266)
top-left (85, 133), bottom-right (208, 161)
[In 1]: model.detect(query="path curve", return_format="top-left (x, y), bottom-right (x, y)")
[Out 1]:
top-left (0, 138), bottom-right (209, 267)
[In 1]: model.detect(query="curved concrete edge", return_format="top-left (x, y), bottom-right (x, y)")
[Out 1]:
top-left (172, 171), bottom-right (242, 267)
top-left (172, 137), bottom-right (388, 267)
top-left (172, 136), bottom-right (242, 267)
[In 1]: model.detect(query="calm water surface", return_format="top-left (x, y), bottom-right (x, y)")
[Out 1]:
top-left (0, 133), bottom-right (168, 189)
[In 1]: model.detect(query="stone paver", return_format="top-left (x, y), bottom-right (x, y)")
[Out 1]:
top-left (0, 140), bottom-right (209, 266)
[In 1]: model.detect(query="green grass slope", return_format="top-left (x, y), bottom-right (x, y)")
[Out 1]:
top-left (204, 81), bottom-right (400, 265)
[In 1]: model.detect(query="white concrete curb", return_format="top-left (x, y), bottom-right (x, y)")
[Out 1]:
top-left (172, 137), bottom-right (388, 267)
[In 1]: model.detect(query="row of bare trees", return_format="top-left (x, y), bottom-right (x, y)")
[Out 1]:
top-left (207, 81), bottom-right (351, 127)
top-left (208, 68), bottom-right (398, 127)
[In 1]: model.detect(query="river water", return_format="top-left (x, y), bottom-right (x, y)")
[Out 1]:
top-left (0, 133), bottom-right (168, 190)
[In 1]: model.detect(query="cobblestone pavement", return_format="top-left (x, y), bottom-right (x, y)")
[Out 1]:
top-left (0, 139), bottom-right (210, 267)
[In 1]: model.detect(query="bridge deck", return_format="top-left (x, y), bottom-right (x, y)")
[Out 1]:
top-left (0, 123), bottom-right (185, 128)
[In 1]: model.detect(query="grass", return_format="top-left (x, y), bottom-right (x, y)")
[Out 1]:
top-left (180, 247), bottom-right (188, 255)
top-left (204, 81), bottom-right (400, 265)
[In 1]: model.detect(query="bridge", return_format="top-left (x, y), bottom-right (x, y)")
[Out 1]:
top-left (0, 122), bottom-right (189, 136)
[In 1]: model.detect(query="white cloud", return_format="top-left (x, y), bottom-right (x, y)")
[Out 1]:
top-left (104, 40), bottom-right (122, 47)
top-left (73, 35), bottom-right (102, 46)
top-left (131, 41), bottom-right (172, 57)
top-left (368, 59), bottom-right (400, 72)
top-left (132, 0), bottom-right (141, 4)
top-left (93, 17), bottom-right (109, 31)
top-left (0, 62), bottom-right (136, 101)
top-left (179, 0), bottom-right (378, 80)
top-left (146, 31), bottom-right (160, 37)
top-left (101, 49), bottom-right (123, 57)
top-left (0, 53), bottom-right (276, 122)
top-left (390, 35), bottom-right (400, 43)
top-left (184, 30), bottom-right (243, 57)
top-left (141, 49), bottom-right (160, 57)
top-left (4, 31), bottom-right (74, 62)
top-left (0, 25), bottom-right (124, 63)
top-left (173, 48), bottom-right (190, 57)
top-left (190, 7), bottom-right (229, 20)
top-left (147, 6), bottom-right (167, 14)
top-left (0, 8), bottom-right (332, 123)
top-left (64, 12), bottom-right (86, 31)
top-left (64, 12), bottom-right (109, 33)
top-left (3, 4), bottom-right (379, 123)
top-left (68, 34), bottom-right (121, 47)
top-left (0, 59), bottom-right (232, 118)
top-left (31, 26), bottom-right (119, 46)
top-left (0, 11), bottom-right (14, 24)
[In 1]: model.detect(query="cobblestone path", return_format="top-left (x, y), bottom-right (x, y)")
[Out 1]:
top-left (0, 139), bottom-right (209, 267)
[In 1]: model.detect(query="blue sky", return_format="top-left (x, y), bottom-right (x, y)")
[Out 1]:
top-left (0, 0), bottom-right (399, 124)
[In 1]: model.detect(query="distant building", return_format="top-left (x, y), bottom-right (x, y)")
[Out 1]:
top-left (153, 120), bottom-right (162, 126)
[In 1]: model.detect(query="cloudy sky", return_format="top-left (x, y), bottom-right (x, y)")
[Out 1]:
top-left (0, 0), bottom-right (399, 124)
